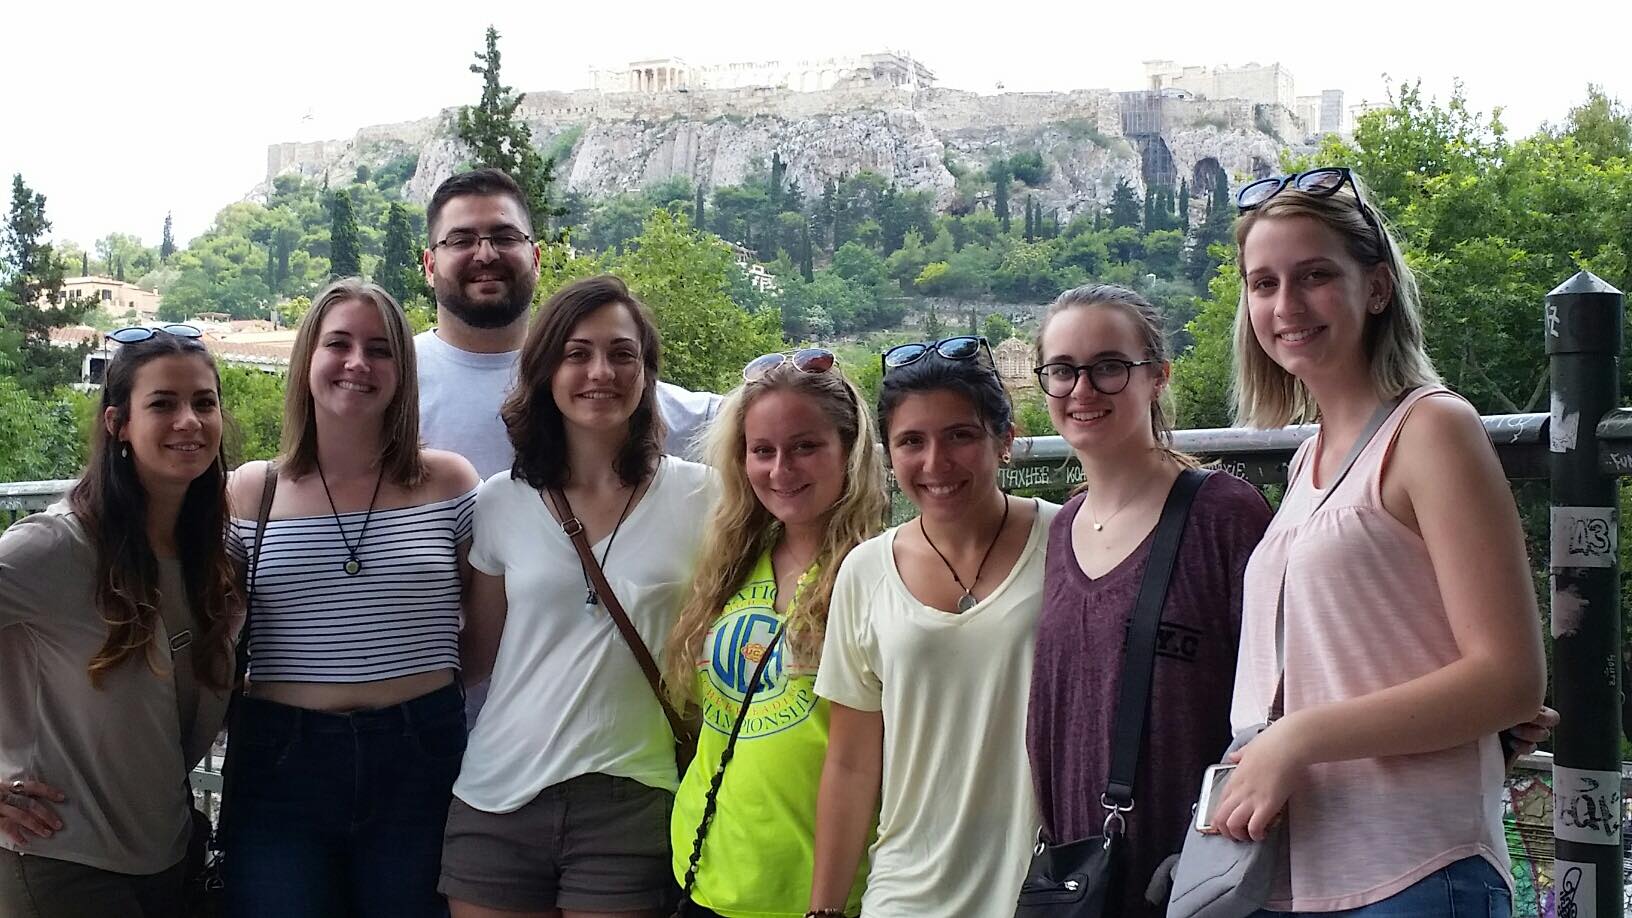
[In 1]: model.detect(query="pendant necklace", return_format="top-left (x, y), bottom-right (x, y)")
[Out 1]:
top-left (1086, 485), bottom-right (1143, 532)
top-left (552, 485), bottom-right (641, 616)
top-left (316, 461), bottom-right (385, 576)
top-left (920, 495), bottom-right (1010, 612)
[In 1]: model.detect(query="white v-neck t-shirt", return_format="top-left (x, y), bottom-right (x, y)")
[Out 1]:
top-left (455, 457), bottom-right (719, 813)
top-left (816, 499), bottom-right (1059, 917)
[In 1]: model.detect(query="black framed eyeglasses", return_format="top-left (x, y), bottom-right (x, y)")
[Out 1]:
top-left (880, 336), bottom-right (994, 376)
top-left (1034, 358), bottom-right (1157, 398)
top-left (430, 231), bottom-right (534, 255)
top-left (743, 347), bottom-right (837, 382)
top-left (1235, 166), bottom-right (1386, 250)
top-left (106, 324), bottom-right (203, 344)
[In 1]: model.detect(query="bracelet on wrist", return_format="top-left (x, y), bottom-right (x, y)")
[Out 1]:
top-left (804, 909), bottom-right (848, 918)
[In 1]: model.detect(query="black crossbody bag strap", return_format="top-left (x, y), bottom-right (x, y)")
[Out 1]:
top-left (216, 461), bottom-right (277, 845)
top-left (676, 624), bottom-right (787, 907)
top-left (1101, 467), bottom-right (1210, 811)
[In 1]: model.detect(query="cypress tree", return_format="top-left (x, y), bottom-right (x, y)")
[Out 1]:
top-left (1109, 179), bottom-right (1142, 229)
top-left (80, 252), bottom-right (89, 277)
top-left (160, 211), bottom-right (175, 260)
top-left (328, 189), bottom-right (362, 279)
top-left (992, 164), bottom-right (1011, 234)
top-left (115, 258), bottom-right (125, 282)
top-left (1179, 180), bottom-right (1191, 232)
top-left (799, 220), bottom-right (814, 282)
top-left (456, 26), bottom-right (566, 235)
top-left (379, 203), bottom-right (418, 303)
top-left (694, 183), bottom-right (706, 229)
top-left (1, 174), bottom-right (87, 389)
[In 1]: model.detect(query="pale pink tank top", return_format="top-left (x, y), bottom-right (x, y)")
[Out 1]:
top-left (1230, 387), bottom-right (1512, 911)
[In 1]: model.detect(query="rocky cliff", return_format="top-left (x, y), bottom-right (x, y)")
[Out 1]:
top-left (262, 83), bottom-right (1299, 220)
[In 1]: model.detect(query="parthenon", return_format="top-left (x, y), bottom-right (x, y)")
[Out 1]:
top-left (590, 51), bottom-right (935, 95)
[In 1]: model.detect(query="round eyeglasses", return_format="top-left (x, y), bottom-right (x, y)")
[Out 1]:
top-left (1033, 358), bottom-right (1157, 398)
top-left (742, 348), bottom-right (836, 382)
top-left (880, 336), bottom-right (993, 375)
top-left (106, 324), bottom-right (204, 344)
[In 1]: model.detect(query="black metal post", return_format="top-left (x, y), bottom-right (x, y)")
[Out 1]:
top-left (1546, 270), bottom-right (1624, 918)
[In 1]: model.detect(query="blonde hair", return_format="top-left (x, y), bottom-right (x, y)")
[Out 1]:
top-left (661, 362), bottom-right (886, 708)
top-left (1231, 174), bottom-right (1440, 428)
top-left (281, 277), bottom-right (427, 485)
top-left (1034, 283), bottom-right (1199, 480)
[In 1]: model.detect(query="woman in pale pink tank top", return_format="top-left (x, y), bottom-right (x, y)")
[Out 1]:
top-left (1210, 169), bottom-right (1548, 916)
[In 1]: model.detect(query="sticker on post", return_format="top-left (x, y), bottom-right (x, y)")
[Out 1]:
top-left (1554, 860), bottom-right (1596, 918)
top-left (1552, 766), bottom-right (1623, 845)
top-left (1550, 507), bottom-right (1617, 569)
top-left (1550, 392), bottom-right (1580, 453)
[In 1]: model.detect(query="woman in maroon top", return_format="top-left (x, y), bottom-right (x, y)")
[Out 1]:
top-left (1024, 284), bottom-right (1272, 917)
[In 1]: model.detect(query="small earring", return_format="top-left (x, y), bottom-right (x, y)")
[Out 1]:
top-left (120, 444), bottom-right (129, 459)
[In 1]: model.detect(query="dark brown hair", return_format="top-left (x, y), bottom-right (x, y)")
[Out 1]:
top-left (69, 332), bottom-right (237, 690)
top-left (502, 275), bottom-right (665, 489)
top-left (426, 168), bottom-right (532, 242)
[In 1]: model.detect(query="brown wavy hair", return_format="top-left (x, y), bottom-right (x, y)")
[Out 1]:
top-left (662, 361), bottom-right (885, 707)
top-left (502, 275), bottom-right (665, 489)
top-left (69, 332), bottom-right (238, 690)
top-left (280, 278), bottom-right (426, 486)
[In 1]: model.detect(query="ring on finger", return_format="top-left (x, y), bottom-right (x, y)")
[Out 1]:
top-left (8, 780), bottom-right (23, 794)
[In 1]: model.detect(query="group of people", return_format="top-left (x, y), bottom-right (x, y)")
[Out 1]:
top-left (0, 165), bottom-right (1551, 918)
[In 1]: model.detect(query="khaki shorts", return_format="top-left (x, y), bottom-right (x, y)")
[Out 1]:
top-left (438, 772), bottom-right (674, 912)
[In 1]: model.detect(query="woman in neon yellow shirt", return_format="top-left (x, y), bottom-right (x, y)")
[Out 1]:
top-left (660, 349), bottom-right (885, 917)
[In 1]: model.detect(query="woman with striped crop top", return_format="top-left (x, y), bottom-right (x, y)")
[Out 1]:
top-left (221, 278), bottom-right (480, 918)
top-left (1213, 169), bottom-right (1546, 916)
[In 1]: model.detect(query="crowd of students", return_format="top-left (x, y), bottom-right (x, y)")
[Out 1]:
top-left (0, 165), bottom-right (1553, 918)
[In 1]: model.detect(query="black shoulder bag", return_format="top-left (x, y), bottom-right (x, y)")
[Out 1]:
top-left (182, 461), bottom-right (278, 917)
top-left (1016, 467), bottom-right (1211, 918)
top-left (671, 623), bottom-right (787, 917)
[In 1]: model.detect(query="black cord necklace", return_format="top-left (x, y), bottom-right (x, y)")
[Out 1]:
top-left (551, 485), bottom-right (641, 615)
top-left (919, 495), bottom-right (1010, 612)
top-left (316, 461), bottom-right (385, 576)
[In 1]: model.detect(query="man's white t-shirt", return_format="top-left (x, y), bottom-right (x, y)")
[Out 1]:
top-left (414, 328), bottom-right (722, 478)
top-left (815, 500), bottom-right (1059, 918)
top-left (455, 457), bottom-right (720, 813)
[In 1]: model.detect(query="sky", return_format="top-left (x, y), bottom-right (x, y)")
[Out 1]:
top-left (5, 0), bottom-right (1628, 252)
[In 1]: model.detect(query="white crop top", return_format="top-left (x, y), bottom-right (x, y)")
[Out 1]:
top-left (229, 488), bottom-right (476, 683)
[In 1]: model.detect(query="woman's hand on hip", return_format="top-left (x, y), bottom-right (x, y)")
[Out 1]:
top-left (0, 778), bottom-right (66, 846)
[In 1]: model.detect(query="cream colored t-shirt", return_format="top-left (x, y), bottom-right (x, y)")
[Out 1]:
top-left (0, 506), bottom-right (230, 874)
top-left (456, 457), bottom-right (720, 813)
top-left (815, 500), bottom-right (1058, 918)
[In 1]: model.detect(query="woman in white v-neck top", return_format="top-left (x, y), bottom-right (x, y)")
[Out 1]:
top-left (442, 276), bottom-right (717, 918)
top-left (809, 338), bottom-right (1058, 918)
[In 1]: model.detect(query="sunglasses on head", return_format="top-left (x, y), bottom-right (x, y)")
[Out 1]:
top-left (880, 336), bottom-right (994, 376)
top-left (742, 347), bottom-right (836, 382)
top-left (1235, 166), bottom-right (1386, 250)
top-left (106, 324), bottom-right (204, 344)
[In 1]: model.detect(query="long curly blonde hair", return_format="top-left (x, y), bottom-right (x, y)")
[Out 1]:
top-left (661, 361), bottom-right (886, 708)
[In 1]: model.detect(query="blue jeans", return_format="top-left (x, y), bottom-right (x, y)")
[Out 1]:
top-left (1255, 855), bottom-right (1512, 917)
top-left (221, 682), bottom-right (466, 918)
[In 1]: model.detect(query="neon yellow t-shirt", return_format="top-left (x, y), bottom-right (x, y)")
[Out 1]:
top-left (670, 550), bottom-right (867, 918)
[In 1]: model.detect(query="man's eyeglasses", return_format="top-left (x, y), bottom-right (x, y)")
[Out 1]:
top-left (743, 348), bottom-right (836, 382)
top-left (430, 231), bottom-right (534, 255)
top-left (1235, 166), bottom-right (1386, 251)
top-left (1034, 358), bottom-right (1157, 398)
top-left (106, 324), bottom-right (203, 344)
top-left (881, 336), bottom-right (994, 375)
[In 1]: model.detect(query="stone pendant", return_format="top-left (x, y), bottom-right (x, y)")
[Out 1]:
top-left (957, 591), bottom-right (977, 613)
top-left (1093, 522), bottom-right (1104, 531)
top-left (585, 589), bottom-right (600, 616)
top-left (344, 558), bottom-right (361, 576)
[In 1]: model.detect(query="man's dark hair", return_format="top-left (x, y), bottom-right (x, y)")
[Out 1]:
top-left (426, 168), bottom-right (532, 242)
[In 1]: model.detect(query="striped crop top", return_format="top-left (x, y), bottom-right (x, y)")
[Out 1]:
top-left (229, 488), bottom-right (476, 683)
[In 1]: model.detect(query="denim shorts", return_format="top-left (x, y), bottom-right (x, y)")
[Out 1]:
top-left (221, 682), bottom-right (466, 918)
top-left (438, 772), bottom-right (674, 912)
top-left (1255, 855), bottom-right (1512, 918)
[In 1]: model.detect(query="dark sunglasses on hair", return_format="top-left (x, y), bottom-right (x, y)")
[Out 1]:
top-left (742, 348), bottom-right (837, 382)
top-left (880, 336), bottom-right (994, 375)
top-left (1034, 357), bottom-right (1158, 398)
top-left (106, 324), bottom-right (204, 344)
top-left (1235, 166), bottom-right (1386, 249)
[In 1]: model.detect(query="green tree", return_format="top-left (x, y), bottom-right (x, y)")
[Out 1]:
top-left (379, 203), bottom-right (425, 303)
top-left (160, 211), bottom-right (176, 260)
top-left (328, 189), bottom-right (362, 279)
top-left (990, 162), bottom-right (1011, 234)
top-left (1109, 178), bottom-right (1142, 229)
top-left (1, 175), bottom-right (87, 390)
top-left (219, 365), bottom-right (287, 462)
top-left (456, 26), bottom-right (566, 234)
top-left (983, 312), bottom-right (1015, 343)
top-left (799, 220), bottom-right (814, 282)
top-left (0, 378), bottom-right (86, 480)
top-left (693, 183), bottom-right (706, 229)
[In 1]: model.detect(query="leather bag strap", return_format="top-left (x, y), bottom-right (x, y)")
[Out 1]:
top-left (547, 486), bottom-right (694, 747)
top-left (232, 461), bottom-right (278, 690)
top-left (1103, 467), bottom-right (1211, 808)
top-left (1269, 389), bottom-right (1411, 720)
